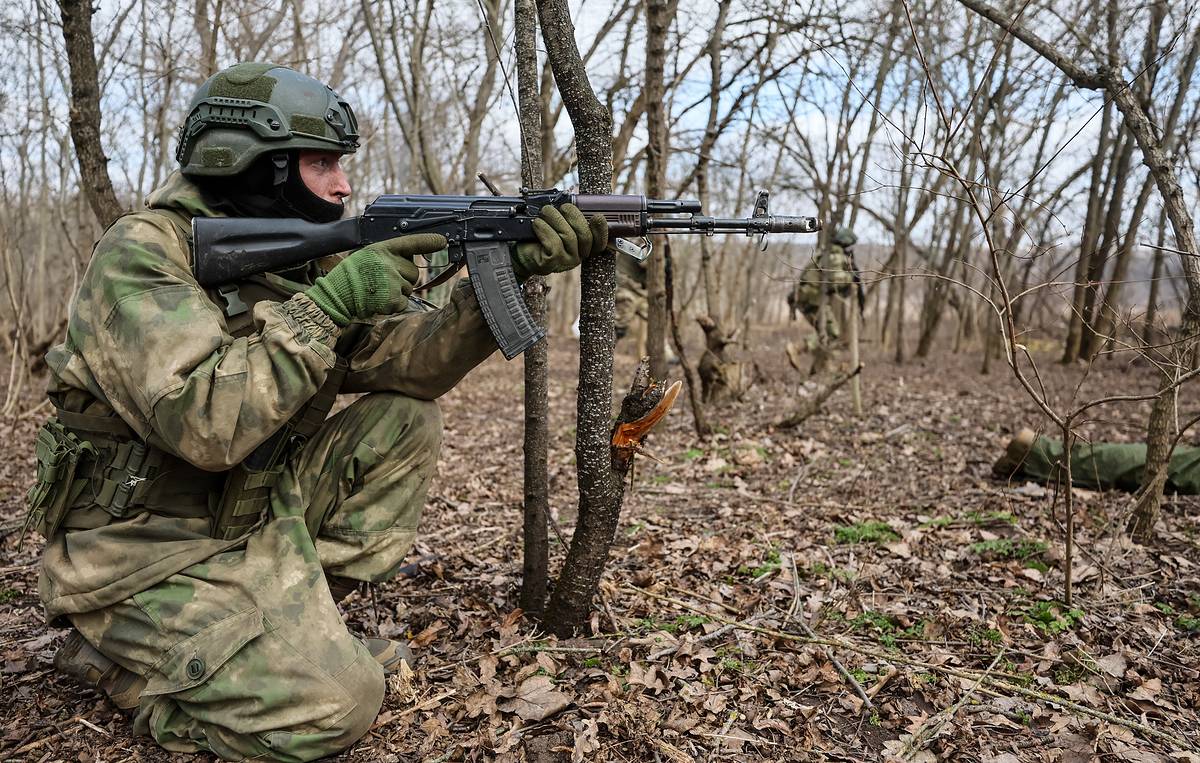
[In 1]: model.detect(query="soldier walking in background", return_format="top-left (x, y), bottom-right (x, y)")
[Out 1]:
top-left (788, 226), bottom-right (862, 342)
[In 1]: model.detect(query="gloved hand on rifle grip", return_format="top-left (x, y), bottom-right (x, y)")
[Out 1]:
top-left (512, 203), bottom-right (609, 281)
top-left (305, 233), bottom-right (446, 326)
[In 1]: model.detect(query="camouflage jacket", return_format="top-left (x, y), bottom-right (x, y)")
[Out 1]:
top-left (792, 244), bottom-right (855, 307)
top-left (39, 172), bottom-right (496, 620)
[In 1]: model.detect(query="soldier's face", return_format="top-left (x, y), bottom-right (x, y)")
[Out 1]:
top-left (298, 150), bottom-right (352, 204)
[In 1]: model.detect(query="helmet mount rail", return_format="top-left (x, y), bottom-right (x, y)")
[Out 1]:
top-left (176, 96), bottom-right (359, 167)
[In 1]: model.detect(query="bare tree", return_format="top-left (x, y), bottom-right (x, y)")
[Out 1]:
top-left (57, 0), bottom-right (123, 227)
top-left (958, 0), bottom-right (1200, 538)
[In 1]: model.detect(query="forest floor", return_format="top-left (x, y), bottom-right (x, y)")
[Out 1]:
top-left (1, 327), bottom-right (1198, 762)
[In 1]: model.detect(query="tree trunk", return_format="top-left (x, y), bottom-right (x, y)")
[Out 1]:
top-left (535, 0), bottom-right (624, 637)
top-left (1130, 378), bottom-right (1175, 541)
top-left (58, 0), bottom-right (124, 228)
top-left (642, 0), bottom-right (673, 380)
top-left (1062, 104), bottom-right (1113, 363)
top-left (515, 0), bottom-right (550, 618)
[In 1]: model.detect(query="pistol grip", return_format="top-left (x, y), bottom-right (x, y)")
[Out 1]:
top-left (466, 242), bottom-right (546, 360)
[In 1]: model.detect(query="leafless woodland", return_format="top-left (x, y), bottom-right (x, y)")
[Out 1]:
top-left (1, 0), bottom-right (1199, 759)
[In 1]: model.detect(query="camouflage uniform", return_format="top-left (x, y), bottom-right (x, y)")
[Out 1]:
top-left (614, 254), bottom-right (647, 343)
top-left (788, 243), bottom-right (855, 339)
top-left (36, 172), bottom-right (496, 760)
top-left (997, 434), bottom-right (1200, 495)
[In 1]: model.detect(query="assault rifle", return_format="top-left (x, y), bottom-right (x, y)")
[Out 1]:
top-left (193, 189), bottom-right (820, 359)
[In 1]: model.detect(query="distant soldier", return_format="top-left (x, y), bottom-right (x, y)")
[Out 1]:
top-left (615, 251), bottom-right (648, 344)
top-left (788, 226), bottom-right (862, 340)
top-left (994, 429), bottom-right (1200, 494)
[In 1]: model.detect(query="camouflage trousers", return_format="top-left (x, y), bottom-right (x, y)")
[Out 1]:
top-left (1010, 435), bottom-right (1200, 495)
top-left (69, 393), bottom-right (442, 762)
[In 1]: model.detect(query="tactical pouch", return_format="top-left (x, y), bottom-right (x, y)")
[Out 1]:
top-left (23, 419), bottom-right (96, 540)
top-left (211, 429), bottom-right (293, 540)
top-left (211, 356), bottom-right (349, 540)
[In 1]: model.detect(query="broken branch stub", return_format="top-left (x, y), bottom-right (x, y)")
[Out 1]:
top-left (611, 356), bottom-right (681, 471)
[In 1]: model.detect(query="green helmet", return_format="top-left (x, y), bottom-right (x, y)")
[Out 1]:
top-left (176, 62), bottom-right (359, 177)
top-left (832, 226), bottom-right (857, 247)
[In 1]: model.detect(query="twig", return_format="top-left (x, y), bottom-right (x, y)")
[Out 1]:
top-left (783, 552), bottom-right (875, 713)
top-left (900, 649), bottom-right (1004, 759)
top-left (74, 716), bottom-right (110, 736)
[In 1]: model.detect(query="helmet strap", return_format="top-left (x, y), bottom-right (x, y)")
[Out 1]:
top-left (270, 152), bottom-right (290, 188)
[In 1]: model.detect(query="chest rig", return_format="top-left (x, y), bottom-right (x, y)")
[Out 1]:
top-left (30, 209), bottom-right (348, 542)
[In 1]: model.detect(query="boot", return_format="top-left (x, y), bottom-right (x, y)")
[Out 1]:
top-left (362, 638), bottom-right (414, 674)
top-left (993, 428), bottom-right (1037, 478)
top-left (53, 630), bottom-right (146, 710)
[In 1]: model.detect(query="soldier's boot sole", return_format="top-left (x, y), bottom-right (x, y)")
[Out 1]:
top-left (53, 629), bottom-right (146, 710)
top-left (363, 638), bottom-right (414, 674)
top-left (993, 428), bottom-right (1037, 478)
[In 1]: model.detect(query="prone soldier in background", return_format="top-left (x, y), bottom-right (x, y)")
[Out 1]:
top-left (994, 429), bottom-right (1200, 495)
top-left (26, 63), bottom-right (606, 762)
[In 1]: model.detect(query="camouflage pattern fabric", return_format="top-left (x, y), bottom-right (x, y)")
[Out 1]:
top-left (1004, 435), bottom-right (1200, 495)
top-left (38, 171), bottom-right (495, 760)
top-left (789, 244), bottom-right (855, 338)
top-left (68, 392), bottom-right (440, 760)
top-left (614, 269), bottom-right (648, 341)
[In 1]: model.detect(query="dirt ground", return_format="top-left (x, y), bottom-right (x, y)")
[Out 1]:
top-left (1, 328), bottom-right (1198, 762)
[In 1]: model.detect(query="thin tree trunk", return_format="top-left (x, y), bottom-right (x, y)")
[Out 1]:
top-left (642, 0), bottom-right (673, 379)
top-left (535, 0), bottom-right (625, 637)
top-left (515, 0), bottom-right (550, 618)
top-left (58, 0), bottom-right (124, 228)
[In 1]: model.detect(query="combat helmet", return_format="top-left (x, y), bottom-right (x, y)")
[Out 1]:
top-left (832, 226), bottom-right (857, 247)
top-left (176, 63), bottom-right (359, 177)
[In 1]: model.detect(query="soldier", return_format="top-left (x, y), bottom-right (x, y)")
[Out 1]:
top-left (788, 226), bottom-right (861, 340)
top-left (994, 429), bottom-right (1200, 494)
top-left (614, 250), bottom-right (648, 345)
top-left (27, 63), bottom-right (607, 761)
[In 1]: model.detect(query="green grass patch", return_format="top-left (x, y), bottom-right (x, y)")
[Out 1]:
top-left (970, 538), bottom-right (1048, 560)
top-left (738, 548), bottom-right (782, 578)
top-left (807, 562), bottom-right (856, 582)
top-left (850, 610), bottom-right (926, 648)
top-left (0, 588), bottom-right (18, 604)
top-left (1176, 614), bottom-right (1200, 632)
top-left (834, 521), bottom-right (899, 544)
top-left (965, 626), bottom-right (1003, 646)
top-left (1023, 600), bottom-right (1084, 635)
top-left (1053, 663), bottom-right (1087, 685)
top-left (683, 447), bottom-right (704, 461)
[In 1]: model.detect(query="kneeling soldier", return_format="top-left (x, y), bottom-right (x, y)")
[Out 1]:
top-left (29, 63), bottom-right (606, 761)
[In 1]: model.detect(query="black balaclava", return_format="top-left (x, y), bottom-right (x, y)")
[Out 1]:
top-left (198, 151), bottom-right (345, 223)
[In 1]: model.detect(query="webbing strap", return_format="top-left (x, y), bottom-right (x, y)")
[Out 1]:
top-left (55, 409), bottom-right (135, 438)
top-left (210, 356), bottom-right (349, 539)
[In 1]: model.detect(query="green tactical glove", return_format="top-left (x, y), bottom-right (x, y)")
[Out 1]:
top-left (305, 233), bottom-right (446, 326)
top-left (512, 203), bottom-right (609, 281)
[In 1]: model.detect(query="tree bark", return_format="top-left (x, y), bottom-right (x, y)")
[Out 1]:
top-left (535, 0), bottom-right (624, 637)
top-left (515, 0), bottom-right (550, 618)
top-left (58, 0), bottom-right (124, 228)
top-left (642, 0), bottom-right (673, 380)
